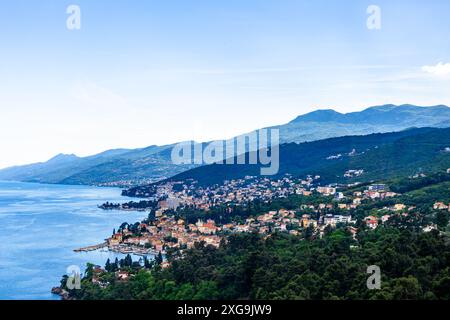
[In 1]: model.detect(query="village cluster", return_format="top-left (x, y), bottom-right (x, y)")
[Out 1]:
top-left (104, 171), bottom-right (450, 257)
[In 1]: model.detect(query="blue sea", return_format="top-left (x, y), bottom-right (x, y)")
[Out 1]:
top-left (0, 181), bottom-right (150, 300)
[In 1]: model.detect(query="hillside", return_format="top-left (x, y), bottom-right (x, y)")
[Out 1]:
top-left (151, 127), bottom-right (450, 188)
top-left (1, 104), bottom-right (449, 186)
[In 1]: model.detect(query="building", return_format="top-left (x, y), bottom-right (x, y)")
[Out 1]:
top-left (301, 214), bottom-right (310, 227)
top-left (365, 216), bottom-right (378, 229)
top-left (335, 192), bottom-right (345, 200)
top-left (317, 186), bottom-right (337, 195)
top-left (394, 203), bottom-right (406, 211)
top-left (423, 225), bottom-right (437, 233)
top-left (335, 215), bottom-right (352, 224)
top-left (324, 214), bottom-right (336, 226)
top-left (366, 191), bottom-right (381, 199)
top-left (196, 219), bottom-right (219, 235)
top-left (433, 202), bottom-right (449, 210)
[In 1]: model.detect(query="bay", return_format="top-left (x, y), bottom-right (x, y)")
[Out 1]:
top-left (0, 181), bottom-right (149, 300)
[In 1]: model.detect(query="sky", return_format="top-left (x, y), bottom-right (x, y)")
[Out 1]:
top-left (0, 0), bottom-right (449, 168)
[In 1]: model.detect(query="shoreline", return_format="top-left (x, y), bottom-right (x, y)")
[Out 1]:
top-left (74, 243), bottom-right (159, 257)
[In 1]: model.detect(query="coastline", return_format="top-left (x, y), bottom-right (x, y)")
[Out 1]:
top-left (74, 243), bottom-right (159, 256)
top-left (0, 181), bottom-right (150, 299)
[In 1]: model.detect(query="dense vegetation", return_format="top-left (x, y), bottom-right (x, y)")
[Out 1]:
top-left (65, 228), bottom-right (450, 300)
top-left (125, 127), bottom-right (450, 195)
top-left (59, 168), bottom-right (450, 300)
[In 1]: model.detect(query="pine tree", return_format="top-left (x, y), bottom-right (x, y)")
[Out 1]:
top-left (105, 258), bottom-right (111, 272)
top-left (155, 251), bottom-right (163, 265)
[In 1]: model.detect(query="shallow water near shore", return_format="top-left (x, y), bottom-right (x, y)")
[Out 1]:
top-left (0, 181), bottom-right (150, 300)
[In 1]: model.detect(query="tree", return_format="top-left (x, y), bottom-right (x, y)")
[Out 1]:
top-left (155, 251), bottom-right (163, 265)
top-left (105, 258), bottom-right (111, 272)
top-left (436, 210), bottom-right (449, 229)
top-left (193, 281), bottom-right (219, 300)
top-left (391, 277), bottom-right (422, 300)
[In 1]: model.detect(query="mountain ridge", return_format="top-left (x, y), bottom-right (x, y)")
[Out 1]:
top-left (129, 127), bottom-right (450, 192)
top-left (1, 104), bottom-right (449, 186)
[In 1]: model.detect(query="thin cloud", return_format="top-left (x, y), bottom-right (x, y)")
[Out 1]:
top-left (422, 62), bottom-right (450, 76)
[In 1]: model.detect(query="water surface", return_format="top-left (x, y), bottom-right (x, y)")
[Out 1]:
top-left (0, 181), bottom-right (149, 300)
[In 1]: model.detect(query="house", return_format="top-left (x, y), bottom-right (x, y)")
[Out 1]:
top-left (116, 271), bottom-right (130, 281)
top-left (366, 191), bottom-right (381, 199)
top-left (423, 225), bottom-right (437, 233)
top-left (394, 203), bottom-right (406, 211)
top-left (309, 220), bottom-right (318, 228)
top-left (235, 225), bottom-right (250, 233)
top-left (385, 192), bottom-right (397, 198)
top-left (222, 223), bottom-right (234, 231)
top-left (433, 202), bottom-right (449, 210)
top-left (196, 220), bottom-right (218, 235)
top-left (335, 215), bottom-right (352, 224)
top-left (109, 233), bottom-right (123, 246)
top-left (139, 238), bottom-right (150, 246)
top-left (365, 216), bottom-right (378, 229)
top-left (335, 192), bottom-right (345, 200)
top-left (301, 214), bottom-right (310, 227)
top-left (324, 214), bottom-right (336, 226)
top-left (317, 186), bottom-right (336, 195)
top-left (258, 212), bottom-right (276, 223)
top-left (259, 226), bottom-right (269, 234)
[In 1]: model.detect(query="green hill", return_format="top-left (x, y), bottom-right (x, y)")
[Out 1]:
top-left (161, 127), bottom-right (450, 187)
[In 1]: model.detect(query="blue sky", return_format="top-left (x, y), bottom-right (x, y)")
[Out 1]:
top-left (0, 0), bottom-right (449, 168)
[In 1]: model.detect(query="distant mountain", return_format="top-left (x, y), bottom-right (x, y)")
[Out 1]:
top-left (273, 104), bottom-right (450, 144)
top-left (0, 145), bottom-right (191, 186)
top-left (0, 104), bottom-right (449, 186)
top-left (129, 127), bottom-right (450, 191)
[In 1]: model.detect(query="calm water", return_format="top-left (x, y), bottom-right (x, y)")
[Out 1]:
top-left (0, 181), bottom-right (149, 300)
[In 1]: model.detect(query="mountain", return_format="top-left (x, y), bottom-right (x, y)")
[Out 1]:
top-left (0, 104), bottom-right (449, 186)
top-left (0, 144), bottom-right (198, 186)
top-left (128, 127), bottom-right (450, 191)
top-left (273, 104), bottom-right (450, 144)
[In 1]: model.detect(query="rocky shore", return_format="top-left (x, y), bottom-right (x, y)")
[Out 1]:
top-left (51, 287), bottom-right (71, 300)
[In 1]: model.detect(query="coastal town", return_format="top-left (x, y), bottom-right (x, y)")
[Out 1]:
top-left (92, 169), bottom-right (450, 261)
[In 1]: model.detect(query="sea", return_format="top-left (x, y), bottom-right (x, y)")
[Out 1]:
top-left (0, 181), bottom-right (150, 300)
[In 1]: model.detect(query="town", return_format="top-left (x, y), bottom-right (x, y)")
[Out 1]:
top-left (100, 169), bottom-right (450, 263)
